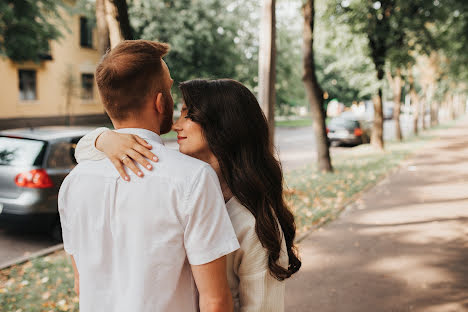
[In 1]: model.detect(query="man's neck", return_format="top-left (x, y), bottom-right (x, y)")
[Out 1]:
top-left (113, 120), bottom-right (161, 135)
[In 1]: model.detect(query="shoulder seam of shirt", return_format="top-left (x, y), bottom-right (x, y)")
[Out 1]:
top-left (183, 163), bottom-right (212, 210)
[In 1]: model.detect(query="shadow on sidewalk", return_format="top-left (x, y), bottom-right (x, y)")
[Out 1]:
top-left (286, 216), bottom-right (468, 312)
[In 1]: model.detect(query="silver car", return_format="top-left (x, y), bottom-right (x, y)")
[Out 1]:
top-left (327, 113), bottom-right (371, 146)
top-left (0, 126), bottom-right (95, 241)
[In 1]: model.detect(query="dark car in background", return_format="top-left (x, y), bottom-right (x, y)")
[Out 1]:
top-left (327, 113), bottom-right (370, 146)
top-left (0, 126), bottom-right (94, 241)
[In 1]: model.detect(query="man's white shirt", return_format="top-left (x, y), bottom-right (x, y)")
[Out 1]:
top-left (59, 128), bottom-right (239, 312)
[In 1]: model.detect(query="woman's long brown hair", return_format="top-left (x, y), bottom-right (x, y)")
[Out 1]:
top-left (179, 79), bottom-right (301, 280)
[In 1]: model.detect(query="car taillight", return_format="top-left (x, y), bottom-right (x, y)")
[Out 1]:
top-left (354, 128), bottom-right (363, 136)
top-left (15, 169), bottom-right (53, 188)
top-left (326, 127), bottom-right (330, 134)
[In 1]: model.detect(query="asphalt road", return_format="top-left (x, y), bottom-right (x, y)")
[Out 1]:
top-left (0, 118), bottom-right (415, 268)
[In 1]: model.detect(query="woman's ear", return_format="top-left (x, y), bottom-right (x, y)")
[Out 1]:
top-left (154, 92), bottom-right (164, 113)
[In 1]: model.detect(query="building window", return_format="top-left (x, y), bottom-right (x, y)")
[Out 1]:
top-left (81, 73), bottom-right (94, 100)
top-left (19, 70), bottom-right (37, 101)
top-left (80, 17), bottom-right (93, 48)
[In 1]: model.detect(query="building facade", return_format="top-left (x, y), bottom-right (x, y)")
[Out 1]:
top-left (0, 7), bottom-right (109, 130)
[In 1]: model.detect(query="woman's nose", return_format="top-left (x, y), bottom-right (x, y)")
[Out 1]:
top-left (172, 118), bottom-right (181, 131)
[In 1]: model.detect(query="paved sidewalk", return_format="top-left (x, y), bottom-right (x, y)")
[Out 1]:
top-left (286, 118), bottom-right (468, 312)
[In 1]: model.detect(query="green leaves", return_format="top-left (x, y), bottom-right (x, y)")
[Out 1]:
top-left (0, 0), bottom-right (68, 62)
top-left (129, 0), bottom-right (254, 91)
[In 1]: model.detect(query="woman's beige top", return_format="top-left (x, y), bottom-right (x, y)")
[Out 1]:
top-left (225, 197), bottom-right (288, 312)
top-left (75, 128), bottom-right (289, 312)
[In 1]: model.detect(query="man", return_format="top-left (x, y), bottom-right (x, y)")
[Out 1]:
top-left (58, 40), bottom-right (239, 312)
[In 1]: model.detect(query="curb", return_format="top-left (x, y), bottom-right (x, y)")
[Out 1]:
top-left (0, 243), bottom-right (64, 271)
top-left (294, 156), bottom-right (410, 244)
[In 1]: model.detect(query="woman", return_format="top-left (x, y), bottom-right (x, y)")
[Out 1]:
top-left (75, 79), bottom-right (301, 311)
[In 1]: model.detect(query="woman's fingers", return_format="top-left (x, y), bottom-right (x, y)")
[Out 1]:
top-left (127, 148), bottom-right (153, 172)
top-left (111, 159), bottom-right (130, 181)
top-left (132, 135), bottom-right (158, 162)
top-left (134, 135), bottom-right (153, 150)
top-left (133, 144), bottom-right (158, 164)
top-left (121, 152), bottom-right (144, 178)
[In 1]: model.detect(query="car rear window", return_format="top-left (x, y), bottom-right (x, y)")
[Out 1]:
top-left (329, 118), bottom-right (359, 129)
top-left (0, 136), bottom-right (47, 166)
top-left (46, 141), bottom-right (78, 169)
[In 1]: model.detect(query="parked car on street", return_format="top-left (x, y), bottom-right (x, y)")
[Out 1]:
top-left (327, 112), bottom-right (370, 146)
top-left (0, 126), bottom-right (95, 241)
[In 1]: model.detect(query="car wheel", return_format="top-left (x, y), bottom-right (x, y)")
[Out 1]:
top-left (50, 218), bottom-right (63, 243)
top-left (362, 133), bottom-right (370, 144)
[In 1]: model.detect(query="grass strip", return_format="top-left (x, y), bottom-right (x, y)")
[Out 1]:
top-left (275, 118), bottom-right (313, 128)
top-left (285, 135), bottom-right (431, 235)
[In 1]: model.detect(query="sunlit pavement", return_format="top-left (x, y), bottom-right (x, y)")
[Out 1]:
top-left (285, 117), bottom-right (468, 312)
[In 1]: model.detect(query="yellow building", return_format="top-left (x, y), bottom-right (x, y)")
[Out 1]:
top-left (0, 6), bottom-right (109, 130)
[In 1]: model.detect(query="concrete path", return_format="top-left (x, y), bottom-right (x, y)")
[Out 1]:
top-left (286, 118), bottom-right (468, 312)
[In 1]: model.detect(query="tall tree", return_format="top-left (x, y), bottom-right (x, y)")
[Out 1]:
top-left (303, 0), bottom-right (332, 172)
top-left (103, 0), bottom-right (132, 49)
top-left (316, 0), bottom-right (380, 106)
top-left (385, 0), bottom-right (440, 139)
top-left (0, 0), bottom-right (65, 62)
top-left (129, 0), bottom-right (251, 89)
top-left (386, 67), bottom-right (403, 140)
top-left (258, 0), bottom-right (277, 141)
top-left (96, 0), bottom-right (110, 54)
top-left (332, 0), bottom-right (395, 149)
top-left (407, 64), bottom-right (421, 135)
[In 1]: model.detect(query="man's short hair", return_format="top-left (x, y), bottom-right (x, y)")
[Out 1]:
top-left (95, 40), bottom-right (170, 120)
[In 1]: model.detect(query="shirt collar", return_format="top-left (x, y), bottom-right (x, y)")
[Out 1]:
top-left (115, 128), bottom-right (164, 146)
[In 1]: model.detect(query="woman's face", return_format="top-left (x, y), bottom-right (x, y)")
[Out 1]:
top-left (172, 103), bottom-right (212, 162)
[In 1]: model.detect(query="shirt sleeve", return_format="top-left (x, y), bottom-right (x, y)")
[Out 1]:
top-left (183, 165), bottom-right (240, 265)
top-left (74, 127), bottom-right (109, 163)
top-left (58, 175), bottom-right (76, 255)
top-left (237, 224), bottom-right (286, 312)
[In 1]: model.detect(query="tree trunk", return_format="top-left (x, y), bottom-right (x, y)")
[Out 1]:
top-left (387, 67), bottom-right (403, 141)
top-left (421, 99), bottom-right (427, 130)
top-left (408, 65), bottom-right (419, 135)
top-left (431, 100), bottom-right (439, 126)
top-left (422, 83), bottom-right (433, 130)
top-left (96, 0), bottom-right (110, 55)
top-left (111, 0), bottom-right (133, 40)
top-left (371, 87), bottom-right (384, 150)
top-left (104, 0), bottom-right (132, 48)
top-left (449, 93), bottom-right (455, 120)
top-left (302, 0), bottom-right (332, 173)
top-left (258, 0), bottom-right (276, 142)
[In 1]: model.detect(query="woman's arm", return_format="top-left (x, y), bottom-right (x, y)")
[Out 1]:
top-left (70, 255), bottom-right (79, 296)
top-left (192, 256), bottom-right (234, 312)
top-left (75, 128), bottom-right (158, 181)
top-left (75, 127), bottom-right (109, 163)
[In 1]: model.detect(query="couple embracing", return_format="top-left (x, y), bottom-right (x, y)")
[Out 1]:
top-left (58, 40), bottom-right (301, 312)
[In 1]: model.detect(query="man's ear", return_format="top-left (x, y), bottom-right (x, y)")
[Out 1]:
top-left (154, 92), bottom-right (164, 114)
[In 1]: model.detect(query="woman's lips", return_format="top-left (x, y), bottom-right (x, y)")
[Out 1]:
top-left (177, 136), bottom-right (187, 143)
